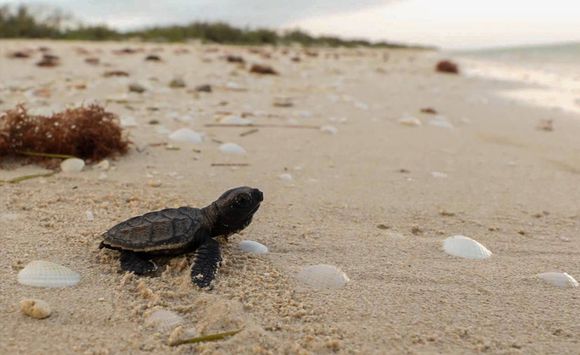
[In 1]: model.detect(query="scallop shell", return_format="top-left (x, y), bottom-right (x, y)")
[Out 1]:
top-left (443, 235), bottom-right (492, 260)
top-left (60, 158), bottom-right (85, 173)
top-left (296, 264), bottom-right (350, 289)
top-left (219, 143), bottom-right (246, 155)
top-left (538, 272), bottom-right (579, 288)
top-left (168, 128), bottom-right (203, 144)
top-left (239, 240), bottom-right (268, 254)
top-left (145, 309), bottom-right (184, 333)
top-left (18, 260), bottom-right (80, 288)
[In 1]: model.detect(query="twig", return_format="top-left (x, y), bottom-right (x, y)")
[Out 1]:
top-left (211, 163), bottom-right (250, 167)
top-left (239, 128), bottom-right (259, 137)
top-left (0, 172), bottom-right (56, 185)
top-left (17, 151), bottom-right (77, 159)
top-left (205, 123), bottom-right (320, 129)
top-left (170, 329), bottom-right (242, 346)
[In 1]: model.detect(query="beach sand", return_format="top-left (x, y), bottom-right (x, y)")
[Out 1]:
top-left (0, 40), bottom-right (578, 354)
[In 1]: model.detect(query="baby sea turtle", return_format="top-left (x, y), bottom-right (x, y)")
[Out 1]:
top-left (99, 186), bottom-right (263, 288)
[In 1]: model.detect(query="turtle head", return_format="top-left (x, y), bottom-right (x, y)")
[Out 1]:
top-left (209, 186), bottom-right (263, 237)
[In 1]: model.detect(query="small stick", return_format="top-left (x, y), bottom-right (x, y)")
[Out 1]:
top-left (0, 172), bottom-right (56, 185)
top-left (17, 151), bottom-right (77, 159)
top-left (211, 163), bottom-right (250, 167)
top-left (204, 123), bottom-right (320, 129)
top-left (240, 128), bottom-right (259, 137)
top-left (170, 329), bottom-right (242, 346)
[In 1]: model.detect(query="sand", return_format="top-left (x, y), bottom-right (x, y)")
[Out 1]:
top-left (0, 40), bottom-right (579, 354)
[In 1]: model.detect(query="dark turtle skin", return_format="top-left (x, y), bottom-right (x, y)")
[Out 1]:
top-left (99, 186), bottom-right (263, 288)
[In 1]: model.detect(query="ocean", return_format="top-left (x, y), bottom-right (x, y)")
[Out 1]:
top-left (452, 42), bottom-right (580, 115)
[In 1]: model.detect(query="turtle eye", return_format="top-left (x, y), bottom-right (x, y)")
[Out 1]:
top-left (235, 194), bottom-right (251, 208)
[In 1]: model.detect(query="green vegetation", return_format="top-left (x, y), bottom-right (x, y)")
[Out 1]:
top-left (0, 5), bottom-right (433, 49)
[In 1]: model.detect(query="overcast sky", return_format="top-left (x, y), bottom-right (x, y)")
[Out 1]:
top-left (2, 0), bottom-right (580, 49)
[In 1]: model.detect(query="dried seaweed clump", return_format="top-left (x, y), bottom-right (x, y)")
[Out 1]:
top-left (0, 105), bottom-right (129, 162)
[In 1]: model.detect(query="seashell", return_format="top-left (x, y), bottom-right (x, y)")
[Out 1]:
top-left (219, 143), bottom-right (246, 155)
top-left (18, 260), bottom-right (80, 288)
top-left (85, 210), bottom-right (95, 221)
top-left (398, 115), bottom-right (421, 127)
top-left (145, 309), bottom-right (184, 333)
top-left (278, 173), bottom-right (293, 181)
top-left (443, 235), bottom-right (492, 260)
top-left (60, 158), bottom-right (85, 173)
top-left (239, 240), bottom-right (268, 254)
top-left (0, 212), bottom-right (19, 221)
top-left (296, 264), bottom-right (350, 289)
top-left (538, 272), bottom-right (578, 288)
top-left (220, 115), bottom-right (253, 125)
top-left (428, 115), bottom-right (454, 129)
top-left (168, 128), bottom-right (203, 144)
top-left (320, 125), bottom-right (338, 135)
top-left (20, 299), bottom-right (51, 319)
top-left (120, 116), bottom-right (138, 127)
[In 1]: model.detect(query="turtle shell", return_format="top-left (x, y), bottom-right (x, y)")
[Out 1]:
top-left (101, 207), bottom-right (202, 252)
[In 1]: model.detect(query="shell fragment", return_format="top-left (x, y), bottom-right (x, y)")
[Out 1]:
top-left (443, 235), bottom-right (492, 260)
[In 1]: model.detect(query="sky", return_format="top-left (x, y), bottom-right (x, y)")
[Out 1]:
top-left (2, 0), bottom-right (580, 49)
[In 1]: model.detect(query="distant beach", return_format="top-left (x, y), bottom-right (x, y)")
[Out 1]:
top-left (453, 43), bottom-right (580, 115)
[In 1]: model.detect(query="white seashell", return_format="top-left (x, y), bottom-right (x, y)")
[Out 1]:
top-left (320, 125), bottom-right (338, 135)
top-left (398, 115), bottom-right (422, 127)
top-left (428, 115), bottom-right (454, 129)
top-left (145, 309), bottom-right (184, 333)
top-left (120, 116), bottom-right (138, 127)
top-left (538, 272), bottom-right (578, 288)
top-left (239, 240), bottom-right (268, 254)
top-left (18, 260), bottom-right (80, 288)
top-left (85, 210), bottom-right (95, 221)
top-left (219, 143), bottom-right (246, 155)
top-left (296, 264), bottom-right (350, 289)
top-left (220, 115), bottom-right (253, 125)
top-left (168, 128), bottom-right (203, 144)
top-left (443, 235), bottom-right (492, 260)
top-left (20, 299), bottom-right (52, 319)
top-left (278, 173), bottom-right (293, 181)
top-left (60, 158), bottom-right (85, 173)
top-left (431, 171), bottom-right (448, 178)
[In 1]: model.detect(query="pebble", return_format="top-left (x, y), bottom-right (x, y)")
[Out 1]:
top-left (95, 160), bottom-right (110, 171)
top-left (20, 299), bottom-right (52, 319)
top-left (60, 158), bottom-right (85, 173)
top-left (296, 264), bottom-right (350, 289)
top-left (169, 78), bottom-right (186, 88)
top-left (219, 143), bottom-right (246, 155)
top-left (239, 240), bottom-right (269, 254)
top-left (128, 82), bottom-right (146, 93)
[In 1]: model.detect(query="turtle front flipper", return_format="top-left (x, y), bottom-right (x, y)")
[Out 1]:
top-left (120, 251), bottom-right (158, 275)
top-left (190, 239), bottom-right (222, 288)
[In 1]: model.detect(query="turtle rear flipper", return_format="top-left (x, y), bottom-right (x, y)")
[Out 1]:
top-left (191, 239), bottom-right (222, 288)
top-left (120, 251), bottom-right (158, 275)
